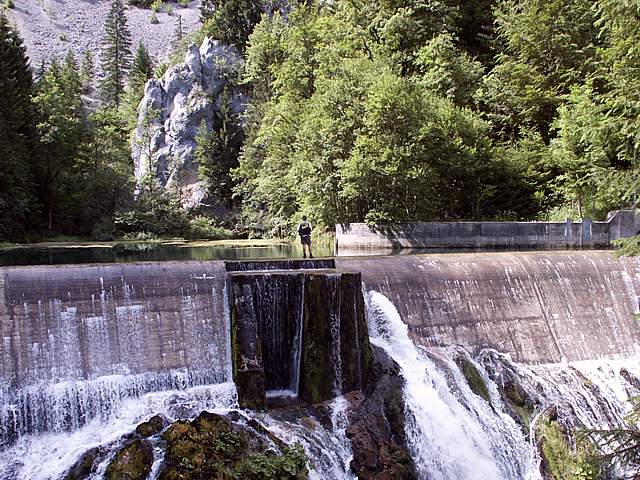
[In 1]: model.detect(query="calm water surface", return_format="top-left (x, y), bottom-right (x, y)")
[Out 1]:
top-left (0, 242), bottom-right (336, 267)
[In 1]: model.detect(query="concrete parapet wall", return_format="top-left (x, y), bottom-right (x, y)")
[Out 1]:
top-left (336, 210), bottom-right (640, 251)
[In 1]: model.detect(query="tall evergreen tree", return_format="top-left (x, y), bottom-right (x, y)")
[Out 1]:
top-left (120, 42), bottom-right (153, 130)
top-left (33, 56), bottom-right (85, 233)
top-left (0, 13), bottom-right (38, 240)
top-left (100, 0), bottom-right (133, 106)
top-left (81, 49), bottom-right (95, 93)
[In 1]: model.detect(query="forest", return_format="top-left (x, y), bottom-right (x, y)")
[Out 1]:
top-left (1, 0), bottom-right (640, 241)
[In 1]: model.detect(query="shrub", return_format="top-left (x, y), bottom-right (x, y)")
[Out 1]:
top-left (188, 216), bottom-right (234, 240)
top-left (178, 0), bottom-right (189, 7)
top-left (5, 0), bottom-right (15, 9)
top-left (166, 4), bottom-right (173, 15)
top-left (150, 0), bottom-right (162, 12)
top-left (114, 176), bottom-right (189, 237)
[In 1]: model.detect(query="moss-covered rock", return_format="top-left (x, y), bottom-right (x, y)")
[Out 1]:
top-left (135, 415), bottom-right (165, 438)
top-left (105, 439), bottom-right (154, 480)
top-left (63, 447), bottom-right (107, 480)
top-left (158, 411), bottom-right (308, 480)
top-left (456, 355), bottom-right (491, 405)
top-left (347, 345), bottom-right (417, 480)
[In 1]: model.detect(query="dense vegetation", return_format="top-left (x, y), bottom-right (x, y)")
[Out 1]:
top-left (2, 0), bottom-right (640, 241)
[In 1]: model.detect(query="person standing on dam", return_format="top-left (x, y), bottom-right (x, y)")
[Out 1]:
top-left (297, 216), bottom-right (313, 258)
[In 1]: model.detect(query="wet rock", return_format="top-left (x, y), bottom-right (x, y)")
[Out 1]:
top-left (105, 439), bottom-right (154, 480)
top-left (347, 345), bottom-right (417, 480)
top-left (454, 353), bottom-right (491, 406)
top-left (63, 447), bottom-right (107, 480)
top-left (135, 415), bottom-right (166, 438)
top-left (157, 411), bottom-right (308, 479)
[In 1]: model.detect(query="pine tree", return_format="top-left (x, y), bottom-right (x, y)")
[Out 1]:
top-left (0, 13), bottom-right (38, 240)
top-left (130, 41), bottom-right (153, 82)
top-left (100, 0), bottom-right (132, 106)
top-left (120, 43), bottom-right (153, 129)
top-left (81, 49), bottom-right (95, 93)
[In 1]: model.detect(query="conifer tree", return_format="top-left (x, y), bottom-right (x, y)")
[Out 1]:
top-left (120, 42), bottom-right (153, 129)
top-left (131, 41), bottom-right (153, 82)
top-left (100, 0), bottom-right (132, 106)
top-left (81, 49), bottom-right (95, 93)
top-left (0, 13), bottom-right (38, 240)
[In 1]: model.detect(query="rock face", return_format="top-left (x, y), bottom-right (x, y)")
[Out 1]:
top-left (347, 345), bottom-right (417, 480)
top-left (132, 37), bottom-right (245, 209)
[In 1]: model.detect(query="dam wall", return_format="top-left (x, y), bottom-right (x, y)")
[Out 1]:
top-left (2, 251), bottom-right (640, 441)
top-left (337, 251), bottom-right (640, 364)
top-left (335, 209), bottom-right (640, 251)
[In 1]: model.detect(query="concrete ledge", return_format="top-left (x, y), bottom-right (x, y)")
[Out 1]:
top-left (335, 210), bottom-right (640, 251)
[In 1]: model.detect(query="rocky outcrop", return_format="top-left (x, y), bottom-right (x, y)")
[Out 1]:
top-left (158, 411), bottom-right (308, 479)
top-left (347, 346), bottom-right (417, 480)
top-left (132, 37), bottom-right (245, 209)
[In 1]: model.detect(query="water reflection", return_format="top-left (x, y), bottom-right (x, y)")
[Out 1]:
top-left (0, 241), bottom-right (335, 267)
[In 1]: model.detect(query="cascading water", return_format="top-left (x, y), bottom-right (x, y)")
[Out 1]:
top-left (365, 290), bottom-right (540, 480)
top-left (0, 382), bottom-right (238, 480)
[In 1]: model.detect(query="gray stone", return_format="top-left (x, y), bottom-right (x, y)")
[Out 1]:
top-left (132, 37), bottom-right (245, 209)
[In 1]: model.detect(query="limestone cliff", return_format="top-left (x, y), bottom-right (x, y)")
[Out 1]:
top-left (132, 37), bottom-right (245, 209)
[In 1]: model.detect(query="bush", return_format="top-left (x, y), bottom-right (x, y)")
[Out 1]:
top-left (114, 176), bottom-right (189, 237)
top-left (178, 0), bottom-right (189, 7)
top-left (166, 4), bottom-right (173, 15)
top-left (5, 0), bottom-right (14, 9)
top-left (188, 216), bottom-right (234, 240)
top-left (150, 0), bottom-right (162, 12)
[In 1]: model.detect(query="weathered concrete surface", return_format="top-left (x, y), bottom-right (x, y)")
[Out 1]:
top-left (338, 251), bottom-right (640, 364)
top-left (228, 270), bottom-right (372, 407)
top-left (0, 261), bottom-right (231, 391)
top-left (336, 210), bottom-right (640, 251)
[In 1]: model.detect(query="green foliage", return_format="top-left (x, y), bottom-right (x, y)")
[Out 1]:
top-left (235, 445), bottom-right (308, 480)
top-left (187, 216), bottom-right (234, 240)
top-left (236, 4), bottom-right (538, 234)
top-left (585, 397), bottom-right (640, 476)
top-left (80, 50), bottom-right (95, 93)
top-left (0, 13), bottom-right (38, 241)
top-left (150, 0), bottom-right (162, 13)
top-left (120, 42), bottom-right (154, 130)
top-left (114, 176), bottom-right (189, 237)
top-left (100, 0), bottom-right (133, 106)
top-left (537, 418), bottom-right (601, 480)
top-left (201, 0), bottom-right (262, 51)
top-left (5, 0), bottom-right (14, 9)
top-left (194, 91), bottom-right (243, 207)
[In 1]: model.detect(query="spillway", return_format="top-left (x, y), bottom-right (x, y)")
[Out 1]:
top-left (0, 251), bottom-right (639, 479)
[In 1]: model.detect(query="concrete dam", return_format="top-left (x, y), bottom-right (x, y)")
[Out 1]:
top-left (1, 251), bottom-right (640, 479)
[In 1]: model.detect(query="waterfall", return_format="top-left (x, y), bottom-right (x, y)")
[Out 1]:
top-left (0, 383), bottom-right (238, 480)
top-left (365, 290), bottom-right (540, 480)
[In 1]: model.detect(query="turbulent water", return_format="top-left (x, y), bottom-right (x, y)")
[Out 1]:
top-left (366, 290), bottom-right (540, 480)
top-left (1, 285), bottom-right (639, 479)
top-left (365, 290), bottom-right (640, 480)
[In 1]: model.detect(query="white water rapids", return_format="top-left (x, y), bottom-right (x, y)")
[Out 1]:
top-left (0, 289), bottom-right (638, 479)
top-left (365, 290), bottom-right (640, 480)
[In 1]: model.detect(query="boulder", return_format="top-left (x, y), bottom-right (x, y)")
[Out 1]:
top-left (347, 345), bottom-right (417, 480)
top-left (105, 439), bottom-right (154, 480)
